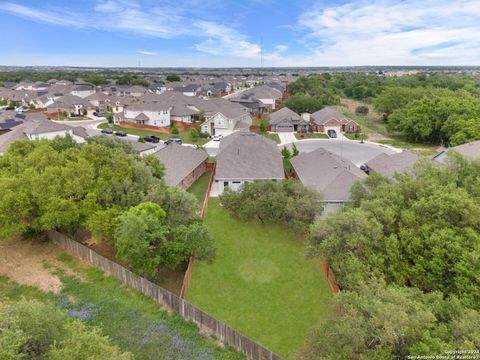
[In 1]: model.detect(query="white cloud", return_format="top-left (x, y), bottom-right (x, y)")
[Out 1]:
top-left (0, 2), bottom-right (86, 28)
top-left (194, 21), bottom-right (262, 58)
top-left (0, 1), bottom-right (270, 60)
top-left (137, 50), bottom-right (156, 55)
top-left (291, 0), bottom-right (480, 66)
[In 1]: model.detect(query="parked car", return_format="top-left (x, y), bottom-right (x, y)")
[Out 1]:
top-left (115, 131), bottom-right (127, 137)
top-left (101, 128), bottom-right (113, 134)
top-left (143, 135), bottom-right (161, 143)
top-left (164, 137), bottom-right (182, 145)
top-left (212, 134), bottom-right (223, 142)
top-left (327, 129), bottom-right (337, 138)
top-left (93, 111), bottom-right (100, 117)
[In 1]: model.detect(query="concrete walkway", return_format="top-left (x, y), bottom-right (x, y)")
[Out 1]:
top-left (277, 132), bottom-right (297, 145)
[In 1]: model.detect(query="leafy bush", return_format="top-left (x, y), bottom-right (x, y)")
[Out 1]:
top-left (0, 299), bottom-right (132, 359)
top-left (220, 179), bottom-right (323, 232)
top-left (355, 105), bottom-right (369, 114)
top-left (171, 123), bottom-right (179, 135)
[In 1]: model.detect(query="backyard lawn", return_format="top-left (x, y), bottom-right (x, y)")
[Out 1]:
top-left (187, 199), bottom-right (332, 359)
top-left (97, 123), bottom-right (210, 145)
top-left (187, 170), bottom-right (212, 204)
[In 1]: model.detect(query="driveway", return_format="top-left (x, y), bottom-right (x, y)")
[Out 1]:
top-left (277, 132), bottom-right (297, 145)
top-left (287, 139), bottom-right (400, 166)
top-left (204, 138), bottom-right (221, 156)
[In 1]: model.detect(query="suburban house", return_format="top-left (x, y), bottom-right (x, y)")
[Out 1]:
top-left (364, 150), bottom-right (420, 176)
top-left (200, 98), bottom-right (251, 136)
top-left (127, 85), bottom-right (148, 97)
top-left (46, 95), bottom-right (93, 116)
top-left (269, 107), bottom-right (308, 132)
top-left (70, 84), bottom-right (96, 98)
top-left (205, 82), bottom-right (231, 97)
top-left (214, 133), bottom-right (284, 194)
top-left (171, 84), bottom-right (203, 97)
top-left (85, 92), bottom-right (113, 112)
top-left (0, 117), bottom-right (88, 154)
top-left (310, 108), bottom-right (360, 133)
top-left (290, 147), bottom-right (367, 214)
top-left (114, 102), bottom-right (171, 127)
top-left (153, 143), bottom-right (208, 189)
top-left (230, 85), bottom-right (283, 113)
top-left (433, 140), bottom-right (480, 163)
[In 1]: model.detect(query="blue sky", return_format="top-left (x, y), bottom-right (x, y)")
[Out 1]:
top-left (0, 0), bottom-right (479, 67)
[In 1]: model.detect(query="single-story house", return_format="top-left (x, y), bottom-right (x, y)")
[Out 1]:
top-left (433, 140), bottom-right (480, 164)
top-left (0, 117), bottom-right (88, 154)
top-left (310, 107), bottom-right (360, 133)
top-left (153, 143), bottom-right (208, 189)
top-left (364, 150), bottom-right (421, 177)
top-left (230, 85), bottom-right (283, 112)
top-left (214, 132), bottom-right (284, 194)
top-left (290, 147), bottom-right (367, 214)
top-left (269, 107), bottom-right (308, 132)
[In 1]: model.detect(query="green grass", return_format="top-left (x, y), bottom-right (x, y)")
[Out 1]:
top-left (0, 255), bottom-right (243, 360)
top-left (98, 123), bottom-right (209, 145)
top-left (376, 138), bottom-right (439, 155)
top-left (187, 170), bottom-right (212, 203)
top-left (187, 199), bottom-right (332, 359)
top-left (261, 132), bottom-right (281, 144)
top-left (295, 132), bottom-right (329, 140)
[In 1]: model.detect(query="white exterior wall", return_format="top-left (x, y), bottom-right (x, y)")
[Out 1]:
top-left (216, 179), bottom-right (253, 194)
top-left (71, 89), bottom-right (96, 98)
top-left (259, 98), bottom-right (276, 109)
top-left (124, 109), bottom-right (171, 127)
top-left (171, 115), bottom-right (193, 123)
top-left (27, 129), bottom-right (74, 141)
top-left (139, 148), bottom-right (157, 156)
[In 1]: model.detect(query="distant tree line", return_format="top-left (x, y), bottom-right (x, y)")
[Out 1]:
top-left (286, 72), bottom-right (480, 145)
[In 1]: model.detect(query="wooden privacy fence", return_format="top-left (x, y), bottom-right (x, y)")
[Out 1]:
top-left (47, 230), bottom-right (282, 360)
top-left (320, 262), bottom-right (341, 294)
top-left (180, 164), bottom-right (215, 298)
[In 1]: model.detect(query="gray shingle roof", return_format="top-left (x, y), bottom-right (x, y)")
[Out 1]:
top-left (310, 107), bottom-right (351, 125)
top-left (433, 140), bottom-right (480, 163)
top-left (216, 133), bottom-right (284, 180)
top-left (290, 147), bottom-right (366, 202)
top-left (153, 143), bottom-right (208, 186)
top-left (269, 107), bottom-right (307, 125)
top-left (366, 150), bottom-right (420, 176)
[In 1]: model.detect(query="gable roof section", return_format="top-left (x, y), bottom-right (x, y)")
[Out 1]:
top-left (216, 133), bottom-right (284, 180)
top-left (153, 143), bottom-right (208, 186)
top-left (290, 147), bottom-right (366, 202)
top-left (310, 107), bottom-right (352, 125)
top-left (433, 139), bottom-right (480, 163)
top-left (366, 150), bottom-right (420, 176)
top-left (269, 107), bottom-right (305, 125)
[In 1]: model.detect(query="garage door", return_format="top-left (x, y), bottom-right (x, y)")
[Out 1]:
top-left (276, 124), bottom-right (294, 132)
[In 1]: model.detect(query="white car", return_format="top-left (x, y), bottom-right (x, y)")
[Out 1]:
top-left (212, 134), bottom-right (223, 142)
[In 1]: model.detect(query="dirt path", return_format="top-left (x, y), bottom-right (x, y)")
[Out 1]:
top-left (0, 238), bottom-right (81, 293)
